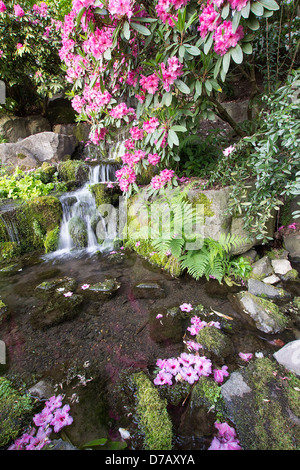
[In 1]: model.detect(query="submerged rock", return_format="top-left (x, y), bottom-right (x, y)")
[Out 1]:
top-left (30, 291), bottom-right (83, 330)
top-left (230, 292), bottom-right (290, 334)
top-left (132, 280), bottom-right (166, 299)
top-left (35, 277), bottom-right (78, 298)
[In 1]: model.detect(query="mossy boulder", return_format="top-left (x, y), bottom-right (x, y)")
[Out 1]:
top-left (196, 325), bottom-right (232, 360)
top-left (133, 371), bottom-right (173, 450)
top-left (44, 226), bottom-right (60, 253)
top-left (0, 241), bottom-right (21, 262)
top-left (58, 160), bottom-right (85, 183)
top-left (15, 196), bottom-right (62, 254)
top-left (35, 276), bottom-right (78, 299)
top-left (30, 291), bottom-right (83, 330)
top-left (68, 216), bottom-right (88, 248)
top-left (221, 357), bottom-right (300, 450)
top-left (230, 292), bottom-right (290, 334)
top-left (0, 377), bottom-right (34, 448)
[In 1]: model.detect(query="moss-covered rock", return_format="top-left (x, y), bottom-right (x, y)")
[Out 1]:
top-left (58, 160), bottom-right (85, 182)
top-left (133, 371), bottom-right (173, 450)
top-left (0, 241), bottom-right (21, 262)
top-left (44, 226), bottom-right (60, 253)
top-left (81, 278), bottom-right (120, 301)
top-left (0, 377), bottom-right (34, 448)
top-left (68, 216), bottom-right (88, 248)
top-left (221, 357), bottom-right (300, 450)
top-left (14, 196), bottom-right (62, 254)
top-left (196, 325), bottom-right (232, 359)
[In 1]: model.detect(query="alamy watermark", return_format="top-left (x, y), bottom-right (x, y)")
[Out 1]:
top-left (94, 197), bottom-right (206, 250)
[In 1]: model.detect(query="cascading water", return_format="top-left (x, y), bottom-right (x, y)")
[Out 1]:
top-left (0, 206), bottom-right (20, 244)
top-left (50, 163), bottom-right (118, 258)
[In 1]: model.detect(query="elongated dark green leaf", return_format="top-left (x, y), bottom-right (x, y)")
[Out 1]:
top-left (171, 125), bottom-right (187, 132)
top-left (250, 1), bottom-right (264, 16)
top-left (231, 44), bottom-right (243, 64)
top-left (222, 51), bottom-right (231, 74)
top-left (232, 11), bottom-right (241, 33)
top-left (175, 79), bottom-right (190, 94)
top-left (185, 44), bottom-right (201, 56)
top-left (131, 22), bottom-right (151, 36)
top-left (82, 438), bottom-right (107, 448)
top-left (168, 129), bottom-right (179, 146)
top-left (123, 21), bottom-right (130, 40)
top-left (257, 0), bottom-right (279, 10)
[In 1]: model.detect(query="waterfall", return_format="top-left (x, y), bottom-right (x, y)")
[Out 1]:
top-left (49, 163), bottom-right (118, 258)
top-left (0, 207), bottom-right (20, 244)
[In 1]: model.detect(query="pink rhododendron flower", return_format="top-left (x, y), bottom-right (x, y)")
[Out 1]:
top-left (14, 4), bottom-right (24, 16)
top-left (209, 422), bottom-right (242, 450)
top-left (63, 291), bottom-right (73, 297)
top-left (143, 117), bottom-right (160, 134)
top-left (129, 126), bottom-right (144, 141)
top-left (154, 370), bottom-right (173, 386)
top-left (214, 21), bottom-right (244, 56)
top-left (148, 153), bottom-right (161, 166)
top-left (288, 222), bottom-right (297, 229)
top-left (16, 43), bottom-right (24, 49)
top-left (0, 1), bottom-right (6, 12)
top-left (239, 352), bottom-right (253, 362)
top-left (115, 165), bottom-right (136, 192)
top-left (140, 73), bottom-right (160, 94)
top-left (228, 0), bottom-right (250, 11)
top-left (51, 405), bottom-right (73, 433)
top-left (108, 0), bottom-right (133, 18)
top-left (214, 365), bottom-right (229, 383)
top-left (223, 145), bottom-right (235, 156)
top-left (81, 284), bottom-right (90, 290)
top-left (180, 303), bottom-right (193, 312)
top-left (198, 3), bottom-right (221, 39)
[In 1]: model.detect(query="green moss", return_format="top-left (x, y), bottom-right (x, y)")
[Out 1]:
top-left (16, 153), bottom-right (27, 160)
top-left (252, 295), bottom-right (289, 331)
top-left (89, 183), bottom-right (121, 209)
top-left (0, 377), bottom-right (34, 448)
top-left (196, 325), bottom-right (231, 358)
top-left (0, 241), bottom-right (21, 262)
top-left (58, 160), bottom-right (84, 182)
top-left (44, 226), bottom-right (60, 253)
top-left (191, 376), bottom-right (225, 420)
top-left (189, 192), bottom-right (214, 219)
top-left (14, 196), bottom-right (62, 254)
top-left (133, 371), bottom-right (173, 450)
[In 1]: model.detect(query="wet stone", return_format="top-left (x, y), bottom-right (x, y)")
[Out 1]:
top-left (132, 280), bottom-right (166, 299)
top-left (30, 292), bottom-right (83, 330)
top-left (247, 278), bottom-right (290, 300)
top-left (82, 278), bottom-right (121, 301)
top-left (35, 276), bottom-right (78, 299)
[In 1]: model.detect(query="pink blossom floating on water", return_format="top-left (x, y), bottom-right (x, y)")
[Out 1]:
top-left (179, 303), bottom-right (193, 312)
top-left (81, 284), bottom-right (90, 290)
top-left (156, 314), bottom-right (163, 319)
top-left (238, 352), bottom-right (253, 362)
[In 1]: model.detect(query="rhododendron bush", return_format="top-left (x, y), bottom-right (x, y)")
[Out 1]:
top-left (60, 0), bottom-right (279, 196)
top-left (0, 1), bottom-right (65, 114)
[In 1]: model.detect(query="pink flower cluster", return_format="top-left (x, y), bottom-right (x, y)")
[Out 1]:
top-left (14, 3), bottom-right (24, 17)
top-left (121, 149), bottom-right (146, 166)
top-left (187, 315), bottom-right (221, 336)
top-left (154, 352), bottom-right (213, 386)
top-left (148, 153), bottom-right (161, 166)
top-left (198, 1), bottom-right (244, 56)
top-left (32, 2), bottom-right (48, 17)
top-left (89, 127), bottom-right (108, 144)
top-left (140, 57), bottom-right (183, 94)
top-left (150, 169), bottom-right (175, 190)
top-left (108, 0), bottom-right (133, 18)
top-left (143, 117), bottom-right (160, 134)
top-left (0, 1), bottom-right (6, 13)
top-left (115, 165), bottom-right (136, 192)
top-left (109, 102), bottom-right (136, 120)
top-left (156, 0), bottom-right (189, 27)
top-left (8, 395), bottom-right (73, 450)
top-left (129, 126), bottom-right (144, 141)
top-left (208, 422), bottom-right (242, 450)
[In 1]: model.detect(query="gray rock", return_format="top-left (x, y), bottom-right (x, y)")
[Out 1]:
top-left (0, 115), bottom-right (51, 143)
top-left (263, 274), bottom-right (281, 284)
top-left (273, 340), bottom-right (300, 375)
top-left (248, 278), bottom-right (290, 300)
top-left (68, 216), bottom-right (88, 248)
top-left (283, 233), bottom-right (300, 261)
top-left (47, 439), bottom-right (78, 450)
top-left (230, 292), bottom-right (289, 334)
top-left (251, 256), bottom-right (274, 278)
top-left (28, 380), bottom-right (55, 400)
top-left (0, 132), bottom-right (77, 169)
top-left (271, 259), bottom-right (293, 275)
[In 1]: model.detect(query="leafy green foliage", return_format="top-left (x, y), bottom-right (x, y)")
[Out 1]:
top-left (207, 69), bottom-right (300, 240)
top-left (0, 166), bottom-right (66, 200)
